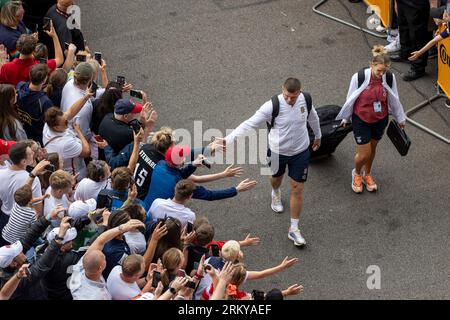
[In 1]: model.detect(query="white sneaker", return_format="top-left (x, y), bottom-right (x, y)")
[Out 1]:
top-left (375, 24), bottom-right (386, 33)
top-left (271, 190), bottom-right (284, 213)
top-left (288, 229), bottom-right (306, 247)
top-left (385, 36), bottom-right (400, 53)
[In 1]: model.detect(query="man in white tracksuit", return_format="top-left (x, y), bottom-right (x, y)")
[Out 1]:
top-left (225, 78), bottom-right (321, 246)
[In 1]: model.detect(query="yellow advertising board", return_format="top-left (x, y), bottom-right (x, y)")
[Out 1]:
top-left (438, 24), bottom-right (450, 98)
top-left (364, 0), bottom-right (391, 28)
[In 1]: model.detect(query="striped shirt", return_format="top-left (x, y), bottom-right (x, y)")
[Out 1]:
top-left (1, 203), bottom-right (37, 244)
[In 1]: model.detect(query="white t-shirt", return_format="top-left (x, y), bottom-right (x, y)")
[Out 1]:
top-left (124, 231), bottom-right (147, 255)
top-left (0, 168), bottom-right (42, 215)
top-left (106, 265), bottom-right (141, 300)
top-left (44, 186), bottom-right (71, 227)
top-left (149, 198), bottom-right (196, 228)
top-left (43, 124), bottom-right (87, 179)
top-left (69, 256), bottom-right (112, 300)
top-left (61, 79), bottom-right (94, 140)
top-left (74, 178), bottom-right (108, 202)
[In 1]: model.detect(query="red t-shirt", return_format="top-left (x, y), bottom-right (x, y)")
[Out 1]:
top-left (0, 58), bottom-right (57, 86)
top-left (353, 76), bottom-right (388, 123)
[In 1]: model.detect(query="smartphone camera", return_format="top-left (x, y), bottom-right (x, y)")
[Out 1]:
top-left (129, 120), bottom-right (143, 134)
top-left (43, 17), bottom-right (51, 32)
top-left (90, 81), bottom-right (98, 98)
top-left (130, 89), bottom-right (143, 100)
top-left (76, 54), bottom-right (86, 62)
top-left (116, 76), bottom-right (126, 87)
top-left (210, 244), bottom-right (220, 257)
top-left (44, 164), bottom-right (55, 172)
top-left (94, 52), bottom-right (102, 66)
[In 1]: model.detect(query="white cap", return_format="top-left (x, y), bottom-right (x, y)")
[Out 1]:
top-left (47, 227), bottom-right (78, 244)
top-left (68, 199), bottom-right (97, 219)
top-left (0, 241), bottom-right (23, 268)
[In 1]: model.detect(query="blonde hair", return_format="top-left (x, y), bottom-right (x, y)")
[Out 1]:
top-left (221, 240), bottom-right (243, 262)
top-left (49, 170), bottom-right (73, 190)
top-left (0, 0), bottom-right (22, 28)
top-left (371, 45), bottom-right (390, 66)
top-left (151, 127), bottom-right (174, 154)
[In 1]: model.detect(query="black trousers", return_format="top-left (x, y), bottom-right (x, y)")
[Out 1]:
top-left (397, 0), bottom-right (431, 72)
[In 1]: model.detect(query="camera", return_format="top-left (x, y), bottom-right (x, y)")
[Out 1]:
top-left (94, 52), bottom-right (102, 65)
top-left (130, 89), bottom-right (143, 100)
top-left (44, 164), bottom-right (55, 172)
top-left (43, 17), bottom-right (51, 32)
top-left (151, 270), bottom-right (161, 288)
top-left (76, 54), bottom-right (86, 62)
top-left (202, 158), bottom-right (212, 169)
top-left (210, 244), bottom-right (220, 257)
top-left (116, 76), bottom-right (126, 87)
top-left (129, 119), bottom-right (143, 134)
top-left (252, 290), bottom-right (265, 300)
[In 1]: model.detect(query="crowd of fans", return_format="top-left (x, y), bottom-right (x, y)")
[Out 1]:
top-left (0, 0), bottom-right (303, 300)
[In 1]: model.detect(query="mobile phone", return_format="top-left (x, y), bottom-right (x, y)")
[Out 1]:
top-left (151, 270), bottom-right (161, 288)
top-left (116, 76), bottom-right (126, 86)
top-left (94, 135), bottom-right (104, 142)
top-left (177, 269), bottom-right (186, 277)
top-left (130, 120), bottom-right (143, 134)
top-left (186, 222), bottom-right (193, 233)
top-left (64, 42), bottom-right (70, 51)
top-left (43, 17), bottom-right (51, 32)
top-left (76, 54), bottom-right (86, 62)
top-left (129, 89), bottom-right (143, 100)
top-left (24, 265), bottom-right (31, 277)
top-left (33, 24), bottom-right (38, 33)
top-left (204, 264), bottom-right (212, 271)
top-left (185, 280), bottom-right (196, 289)
top-left (44, 164), bottom-right (55, 172)
top-left (94, 52), bottom-right (102, 65)
top-left (210, 244), bottom-right (220, 257)
top-left (90, 81), bottom-right (98, 98)
top-left (252, 290), bottom-right (265, 300)
top-left (38, 57), bottom-right (48, 64)
top-left (202, 158), bottom-right (212, 169)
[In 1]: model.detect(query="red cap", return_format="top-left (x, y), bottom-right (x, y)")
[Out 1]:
top-left (0, 139), bottom-right (16, 156)
top-left (165, 145), bottom-right (191, 166)
top-left (131, 103), bottom-right (143, 114)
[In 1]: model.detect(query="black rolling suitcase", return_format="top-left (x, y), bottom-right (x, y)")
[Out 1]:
top-left (308, 105), bottom-right (353, 158)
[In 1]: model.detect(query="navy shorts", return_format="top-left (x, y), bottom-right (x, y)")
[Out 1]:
top-left (268, 148), bottom-right (310, 183)
top-left (352, 114), bottom-right (389, 145)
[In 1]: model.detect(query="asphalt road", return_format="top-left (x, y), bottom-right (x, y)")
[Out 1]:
top-left (79, 0), bottom-right (450, 299)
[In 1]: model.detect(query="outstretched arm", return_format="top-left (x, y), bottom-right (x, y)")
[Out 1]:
top-left (247, 256), bottom-right (298, 281)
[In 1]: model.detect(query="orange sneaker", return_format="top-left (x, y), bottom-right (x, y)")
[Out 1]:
top-left (363, 173), bottom-right (378, 192)
top-left (351, 169), bottom-right (363, 194)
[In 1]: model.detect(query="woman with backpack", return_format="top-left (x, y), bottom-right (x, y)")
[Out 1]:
top-left (337, 45), bottom-right (407, 194)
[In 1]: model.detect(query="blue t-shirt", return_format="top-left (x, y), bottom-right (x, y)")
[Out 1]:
top-left (102, 238), bottom-right (130, 279)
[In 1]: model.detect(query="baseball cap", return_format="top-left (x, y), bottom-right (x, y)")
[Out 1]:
top-left (0, 241), bottom-right (23, 268)
top-left (114, 99), bottom-right (143, 115)
top-left (430, 6), bottom-right (446, 19)
top-left (0, 139), bottom-right (16, 156)
top-left (74, 62), bottom-right (94, 82)
top-left (47, 227), bottom-right (78, 244)
top-left (69, 199), bottom-right (97, 219)
top-left (165, 145), bottom-right (191, 166)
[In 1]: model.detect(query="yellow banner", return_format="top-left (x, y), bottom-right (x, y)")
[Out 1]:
top-left (438, 24), bottom-right (450, 98)
top-left (364, 0), bottom-right (391, 28)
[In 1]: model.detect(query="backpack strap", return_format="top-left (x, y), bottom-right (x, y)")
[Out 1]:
top-left (267, 95), bottom-right (280, 132)
top-left (303, 92), bottom-right (312, 115)
top-left (43, 135), bottom-right (63, 148)
top-left (385, 70), bottom-right (393, 88)
top-left (357, 68), bottom-right (366, 88)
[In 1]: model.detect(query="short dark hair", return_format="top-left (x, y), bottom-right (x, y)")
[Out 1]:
top-left (107, 209), bottom-right (130, 229)
top-left (87, 160), bottom-right (107, 182)
top-left (29, 64), bottom-right (49, 85)
top-left (111, 167), bottom-right (132, 192)
top-left (283, 78), bottom-right (301, 93)
top-left (123, 203), bottom-right (146, 222)
top-left (174, 180), bottom-right (196, 201)
top-left (14, 185), bottom-right (32, 207)
top-left (122, 254), bottom-right (143, 277)
top-left (44, 107), bottom-right (64, 128)
top-left (16, 34), bottom-right (37, 55)
top-left (8, 142), bottom-right (29, 165)
top-left (195, 223), bottom-right (215, 246)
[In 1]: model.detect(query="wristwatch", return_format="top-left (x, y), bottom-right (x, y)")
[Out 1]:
top-left (54, 235), bottom-right (65, 242)
top-left (169, 287), bottom-right (177, 295)
top-left (29, 172), bottom-right (36, 179)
